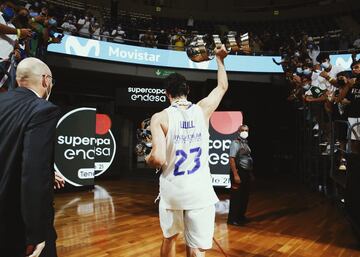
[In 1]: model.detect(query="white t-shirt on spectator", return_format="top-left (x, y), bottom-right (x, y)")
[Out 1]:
top-left (92, 27), bottom-right (101, 40)
top-left (307, 71), bottom-right (327, 96)
top-left (78, 19), bottom-right (90, 37)
top-left (112, 29), bottom-right (126, 43)
top-left (77, 18), bottom-right (85, 26)
top-left (0, 12), bottom-right (17, 60)
top-left (61, 21), bottom-right (77, 35)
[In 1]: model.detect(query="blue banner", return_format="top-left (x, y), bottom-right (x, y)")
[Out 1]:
top-left (48, 35), bottom-right (358, 73)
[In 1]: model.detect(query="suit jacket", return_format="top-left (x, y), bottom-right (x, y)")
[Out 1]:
top-left (0, 87), bottom-right (60, 249)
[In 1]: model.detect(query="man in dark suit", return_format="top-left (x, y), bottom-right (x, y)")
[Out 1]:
top-left (0, 57), bottom-right (60, 257)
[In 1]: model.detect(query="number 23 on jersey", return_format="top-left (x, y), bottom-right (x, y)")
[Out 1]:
top-left (174, 147), bottom-right (202, 176)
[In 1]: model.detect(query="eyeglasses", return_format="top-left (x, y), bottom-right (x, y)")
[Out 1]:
top-left (352, 65), bottom-right (360, 70)
top-left (42, 74), bottom-right (56, 86)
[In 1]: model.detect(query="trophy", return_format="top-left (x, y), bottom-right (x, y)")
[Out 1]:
top-left (135, 118), bottom-right (152, 157)
top-left (186, 32), bottom-right (251, 62)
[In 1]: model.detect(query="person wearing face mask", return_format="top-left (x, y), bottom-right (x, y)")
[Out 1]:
top-left (227, 125), bottom-right (254, 226)
top-left (0, 57), bottom-right (60, 257)
top-left (317, 53), bottom-right (345, 96)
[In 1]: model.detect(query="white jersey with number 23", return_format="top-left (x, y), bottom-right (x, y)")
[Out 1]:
top-left (159, 103), bottom-right (219, 210)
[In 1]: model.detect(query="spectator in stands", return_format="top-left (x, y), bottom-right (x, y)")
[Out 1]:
top-left (91, 22), bottom-right (100, 40)
top-left (101, 26), bottom-right (110, 41)
top-left (77, 15), bottom-right (91, 38)
top-left (303, 66), bottom-right (330, 152)
top-left (61, 18), bottom-right (77, 35)
top-left (337, 61), bottom-right (360, 153)
top-left (1, 2), bottom-right (32, 90)
top-left (1, 2), bottom-right (31, 59)
top-left (156, 29), bottom-right (169, 49)
top-left (171, 29), bottom-right (186, 51)
top-left (333, 71), bottom-right (353, 170)
top-left (28, 5), bottom-right (62, 59)
top-left (112, 24), bottom-right (126, 43)
top-left (316, 53), bottom-right (342, 94)
top-left (142, 28), bottom-right (156, 48)
top-left (306, 37), bottom-right (320, 65)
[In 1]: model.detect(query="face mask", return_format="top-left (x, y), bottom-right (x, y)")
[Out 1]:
top-left (2, 7), bottom-right (15, 22)
top-left (303, 83), bottom-right (311, 90)
top-left (296, 67), bottom-right (303, 74)
top-left (239, 131), bottom-right (248, 139)
top-left (321, 61), bottom-right (330, 69)
top-left (44, 79), bottom-right (52, 101)
top-left (295, 51), bottom-right (300, 57)
top-left (45, 87), bottom-right (51, 101)
top-left (303, 68), bottom-right (311, 75)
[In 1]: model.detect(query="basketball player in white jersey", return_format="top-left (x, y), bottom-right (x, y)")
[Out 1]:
top-left (146, 45), bottom-right (228, 257)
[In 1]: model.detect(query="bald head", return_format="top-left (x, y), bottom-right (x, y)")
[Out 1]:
top-left (16, 57), bottom-right (52, 98)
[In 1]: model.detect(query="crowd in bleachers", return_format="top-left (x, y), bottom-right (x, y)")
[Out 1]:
top-left (279, 33), bottom-right (360, 172)
top-left (6, 0), bottom-right (360, 55)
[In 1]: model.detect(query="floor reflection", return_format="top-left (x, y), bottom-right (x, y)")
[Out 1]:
top-left (55, 185), bottom-right (115, 249)
top-left (215, 199), bottom-right (229, 215)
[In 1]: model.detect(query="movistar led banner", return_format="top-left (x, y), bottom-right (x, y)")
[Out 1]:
top-left (48, 35), bottom-right (282, 73)
top-left (209, 111), bottom-right (243, 187)
top-left (54, 108), bottom-right (116, 187)
top-left (48, 35), bottom-right (360, 73)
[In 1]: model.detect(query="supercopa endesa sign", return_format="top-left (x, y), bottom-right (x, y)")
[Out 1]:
top-left (54, 108), bottom-right (116, 187)
top-left (209, 111), bottom-right (243, 187)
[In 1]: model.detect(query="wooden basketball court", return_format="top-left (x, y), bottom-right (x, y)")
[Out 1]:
top-left (54, 177), bottom-right (360, 257)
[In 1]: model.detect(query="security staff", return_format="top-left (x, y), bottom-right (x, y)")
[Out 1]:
top-left (227, 125), bottom-right (254, 226)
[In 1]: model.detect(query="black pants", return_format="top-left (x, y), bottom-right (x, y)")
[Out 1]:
top-left (228, 168), bottom-right (251, 222)
top-left (0, 226), bottom-right (57, 257)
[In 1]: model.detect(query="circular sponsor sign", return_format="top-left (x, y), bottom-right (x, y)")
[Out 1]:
top-left (54, 108), bottom-right (116, 187)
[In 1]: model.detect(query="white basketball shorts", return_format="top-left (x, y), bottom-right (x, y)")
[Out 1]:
top-left (159, 204), bottom-right (215, 250)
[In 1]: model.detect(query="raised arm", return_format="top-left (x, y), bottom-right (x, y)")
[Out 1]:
top-left (197, 45), bottom-right (228, 121)
top-left (145, 111), bottom-right (167, 169)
